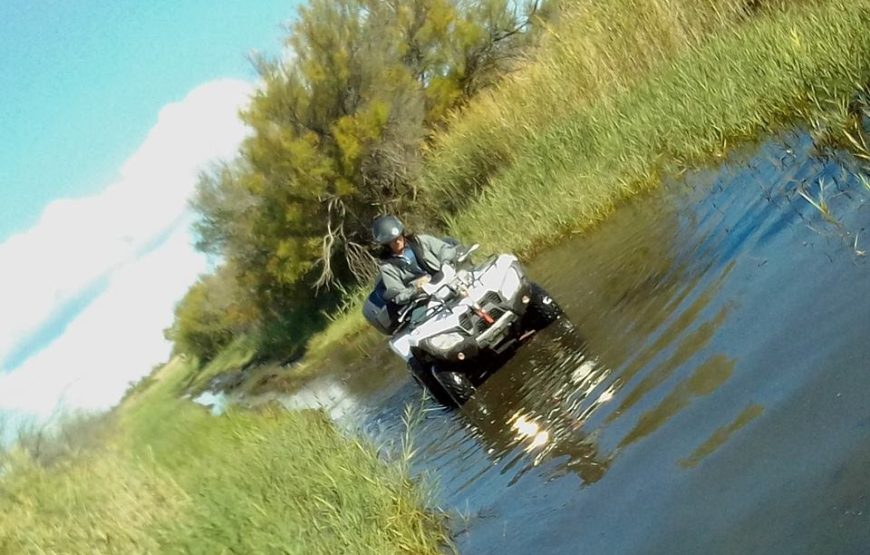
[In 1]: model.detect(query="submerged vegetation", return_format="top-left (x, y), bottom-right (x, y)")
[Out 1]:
top-left (0, 358), bottom-right (451, 554)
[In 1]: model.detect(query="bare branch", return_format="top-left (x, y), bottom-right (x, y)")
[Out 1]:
top-left (314, 198), bottom-right (350, 289)
top-left (346, 240), bottom-right (379, 282)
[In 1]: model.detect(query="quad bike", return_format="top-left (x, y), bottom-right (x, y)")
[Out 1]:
top-left (363, 245), bottom-right (566, 407)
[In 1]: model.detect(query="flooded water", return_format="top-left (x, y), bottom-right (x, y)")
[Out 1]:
top-left (270, 129), bottom-right (870, 553)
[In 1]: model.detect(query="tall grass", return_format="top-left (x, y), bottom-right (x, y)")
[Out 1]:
top-left (0, 358), bottom-right (451, 554)
top-left (422, 0), bottom-right (767, 207)
top-left (294, 0), bottom-right (870, 368)
top-left (421, 0), bottom-right (870, 252)
top-left (0, 447), bottom-right (186, 554)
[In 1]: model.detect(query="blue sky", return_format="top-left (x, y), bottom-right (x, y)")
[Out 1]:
top-left (1, 0), bottom-right (296, 239)
top-left (0, 1), bottom-right (301, 420)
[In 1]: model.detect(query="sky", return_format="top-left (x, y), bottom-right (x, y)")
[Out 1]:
top-left (0, 1), bottom-right (301, 422)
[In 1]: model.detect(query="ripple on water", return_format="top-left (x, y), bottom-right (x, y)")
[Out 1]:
top-left (326, 129), bottom-right (870, 554)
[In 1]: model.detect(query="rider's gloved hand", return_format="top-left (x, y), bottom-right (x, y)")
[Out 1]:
top-left (413, 275), bottom-right (431, 290)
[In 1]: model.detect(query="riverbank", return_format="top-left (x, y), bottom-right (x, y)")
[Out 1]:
top-left (438, 0), bottom-right (870, 253)
top-left (4, 1), bottom-right (869, 552)
top-left (226, 0), bottom-right (870, 395)
top-left (0, 357), bottom-right (451, 554)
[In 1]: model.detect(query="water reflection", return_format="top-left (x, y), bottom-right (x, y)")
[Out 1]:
top-left (456, 325), bottom-right (614, 486)
top-left (435, 160), bottom-right (745, 487)
top-left (679, 404), bottom-right (764, 469)
top-left (443, 312), bottom-right (737, 486)
top-left (193, 390), bottom-right (229, 416)
top-left (510, 413), bottom-right (550, 451)
top-left (618, 354), bottom-right (735, 448)
top-left (275, 378), bottom-right (358, 421)
top-left (319, 128), bottom-right (870, 554)
top-left (609, 302), bottom-right (732, 422)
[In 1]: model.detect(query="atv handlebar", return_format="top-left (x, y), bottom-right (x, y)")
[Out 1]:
top-left (396, 244), bottom-right (480, 328)
top-left (456, 243), bottom-right (479, 264)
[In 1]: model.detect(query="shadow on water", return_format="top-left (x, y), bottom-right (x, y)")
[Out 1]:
top-left (274, 128), bottom-right (870, 554)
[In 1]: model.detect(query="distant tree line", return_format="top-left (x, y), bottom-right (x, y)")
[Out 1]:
top-left (166, 0), bottom-right (556, 362)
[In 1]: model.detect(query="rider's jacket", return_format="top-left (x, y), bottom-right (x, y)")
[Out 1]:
top-left (379, 234), bottom-right (458, 305)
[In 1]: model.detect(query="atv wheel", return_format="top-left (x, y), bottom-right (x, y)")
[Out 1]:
top-left (408, 358), bottom-right (474, 408)
top-left (523, 282), bottom-right (563, 331)
top-left (433, 367), bottom-right (475, 406)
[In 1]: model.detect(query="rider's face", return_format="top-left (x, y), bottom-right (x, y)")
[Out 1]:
top-left (389, 235), bottom-right (405, 254)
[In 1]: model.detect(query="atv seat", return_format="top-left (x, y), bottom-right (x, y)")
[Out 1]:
top-left (362, 278), bottom-right (402, 335)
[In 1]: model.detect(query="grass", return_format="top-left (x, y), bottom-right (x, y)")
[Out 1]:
top-left (190, 0), bottom-right (870, 399)
top-left (180, 334), bottom-right (260, 392)
top-left (798, 178), bottom-right (833, 220)
top-left (0, 357), bottom-right (452, 554)
top-left (840, 116), bottom-right (870, 163)
top-left (420, 0), bottom-right (772, 213)
top-left (431, 0), bottom-right (870, 254)
top-left (172, 290), bottom-right (376, 398)
top-left (0, 446), bottom-right (186, 554)
top-left (250, 0), bottom-right (870, 385)
top-left (238, 291), bottom-right (385, 396)
top-left (7, 1), bottom-right (869, 552)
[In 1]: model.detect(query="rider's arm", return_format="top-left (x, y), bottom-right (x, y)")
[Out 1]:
top-left (417, 234), bottom-right (458, 265)
top-left (381, 264), bottom-right (418, 305)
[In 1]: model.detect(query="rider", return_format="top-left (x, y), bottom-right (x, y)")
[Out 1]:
top-left (372, 215), bottom-right (458, 305)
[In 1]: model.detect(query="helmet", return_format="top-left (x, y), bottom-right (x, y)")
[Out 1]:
top-left (372, 215), bottom-right (404, 244)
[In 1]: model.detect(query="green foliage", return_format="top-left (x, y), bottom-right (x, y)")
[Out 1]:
top-left (0, 447), bottom-right (185, 554)
top-left (2, 410), bottom-right (115, 468)
top-left (269, 0), bottom-right (870, 363)
top-left (165, 263), bottom-right (258, 362)
top-left (225, 0), bottom-right (546, 286)
top-left (178, 0), bottom-right (870, 374)
top-left (176, 0), bottom-right (550, 364)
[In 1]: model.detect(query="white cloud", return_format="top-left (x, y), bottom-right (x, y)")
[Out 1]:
top-left (0, 79), bottom-right (252, 416)
top-left (0, 224), bottom-right (207, 415)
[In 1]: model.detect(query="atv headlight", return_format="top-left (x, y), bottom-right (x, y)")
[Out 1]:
top-left (501, 266), bottom-right (523, 298)
top-left (426, 331), bottom-right (465, 352)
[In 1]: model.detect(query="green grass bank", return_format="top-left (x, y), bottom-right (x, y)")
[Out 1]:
top-left (429, 0), bottom-right (870, 251)
top-left (0, 358), bottom-right (450, 554)
top-left (277, 0), bottom-right (870, 374)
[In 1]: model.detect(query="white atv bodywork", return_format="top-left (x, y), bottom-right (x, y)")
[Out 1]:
top-left (389, 253), bottom-right (526, 361)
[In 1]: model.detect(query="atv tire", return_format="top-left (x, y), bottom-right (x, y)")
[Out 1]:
top-left (409, 358), bottom-right (474, 408)
top-left (523, 282), bottom-right (563, 331)
top-left (433, 367), bottom-right (475, 406)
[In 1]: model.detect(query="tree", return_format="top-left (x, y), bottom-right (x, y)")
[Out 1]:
top-left (166, 263), bottom-right (258, 362)
top-left (178, 0), bottom-right (554, 359)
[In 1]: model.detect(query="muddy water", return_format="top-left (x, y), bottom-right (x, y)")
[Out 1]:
top-left (303, 130), bottom-right (870, 554)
